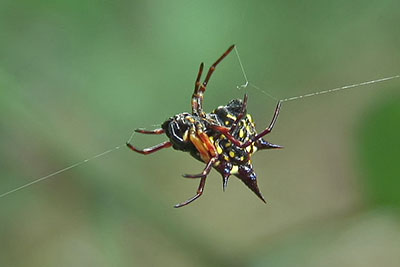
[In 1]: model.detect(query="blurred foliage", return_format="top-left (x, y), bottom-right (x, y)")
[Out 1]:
top-left (1, 0), bottom-right (400, 266)
top-left (359, 94), bottom-right (400, 208)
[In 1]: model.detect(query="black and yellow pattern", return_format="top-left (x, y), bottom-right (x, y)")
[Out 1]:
top-left (127, 45), bottom-right (282, 207)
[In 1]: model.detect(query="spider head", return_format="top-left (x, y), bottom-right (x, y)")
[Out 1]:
top-left (162, 113), bottom-right (195, 152)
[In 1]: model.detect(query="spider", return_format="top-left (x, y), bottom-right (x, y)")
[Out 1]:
top-left (127, 45), bottom-right (283, 208)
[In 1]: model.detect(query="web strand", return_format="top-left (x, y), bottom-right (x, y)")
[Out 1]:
top-left (233, 46), bottom-right (399, 104)
top-left (234, 46), bottom-right (249, 89)
top-left (234, 46), bottom-right (278, 101)
top-left (0, 145), bottom-right (122, 199)
top-left (1, 124), bottom-right (164, 199)
top-left (281, 75), bottom-right (400, 102)
top-left (2, 47), bottom-right (399, 200)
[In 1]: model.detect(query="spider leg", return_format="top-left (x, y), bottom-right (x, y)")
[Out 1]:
top-left (195, 63), bottom-right (205, 92)
top-left (202, 45), bottom-right (235, 88)
top-left (208, 124), bottom-right (243, 147)
top-left (135, 128), bottom-right (165, 134)
top-left (191, 63), bottom-right (204, 115)
top-left (196, 123), bottom-right (217, 157)
top-left (189, 126), bottom-right (211, 162)
top-left (208, 101), bottom-right (282, 149)
top-left (126, 141), bottom-right (172, 155)
top-left (174, 177), bottom-right (207, 208)
top-left (240, 100), bottom-right (282, 148)
top-left (183, 157), bottom-right (217, 178)
top-left (192, 45), bottom-right (235, 117)
top-left (175, 123), bottom-right (219, 206)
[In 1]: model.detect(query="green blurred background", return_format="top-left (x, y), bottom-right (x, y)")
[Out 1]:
top-left (1, 1), bottom-right (400, 266)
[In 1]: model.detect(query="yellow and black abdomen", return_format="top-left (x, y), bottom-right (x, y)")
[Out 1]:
top-left (205, 98), bottom-right (267, 200)
top-left (210, 99), bottom-right (258, 166)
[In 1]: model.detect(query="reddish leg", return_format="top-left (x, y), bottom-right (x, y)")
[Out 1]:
top-left (182, 157), bottom-right (217, 178)
top-left (174, 177), bottom-right (207, 208)
top-left (208, 124), bottom-right (242, 147)
top-left (191, 63), bottom-right (204, 115)
top-left (202, 45), bottom-right (235, 88)
top-left (135, 128), bottom-right (165, 134)
top-left (192, 45), bottom-right (235, 116)
top-left (126, 141), bottom-right (171, 155)
top-left (240, 100), bottom-right (282, 148)
top-left (209, 100), bottom-right (282, 148)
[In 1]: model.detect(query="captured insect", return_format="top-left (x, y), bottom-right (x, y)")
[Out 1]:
top-left (127, 45), bottom-right (283, 208)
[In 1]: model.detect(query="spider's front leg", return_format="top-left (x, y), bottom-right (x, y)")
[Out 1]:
top-left (134, 128), bottom-right (165, 135)
top-left (174, 177), bottom-right (207, 208)
top-left (175, 124), bottom-right (218, 207)
top-left (182, 157), bottom-right (218, 178)
top-left (209, 100), bottom-right (282, 148)
top-left (191, 45), bottom-right (235, 117)
top-left (240, 100), bottom-right (282, 148)
top-left (126, 127), bottom-right (171, 154)
top-left (126, 141), bottom-right (172, 155)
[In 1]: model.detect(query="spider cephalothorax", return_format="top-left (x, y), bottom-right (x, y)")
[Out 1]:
top-left (127, 45), bottom-right (282, 207)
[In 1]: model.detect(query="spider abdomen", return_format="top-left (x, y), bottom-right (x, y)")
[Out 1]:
top-left (127, 45), bottom-right (282, 207)
top-left (209, 98), bottom-right (258, 164)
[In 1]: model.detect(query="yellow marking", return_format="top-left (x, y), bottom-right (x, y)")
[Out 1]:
top-left (216, 144), bottom-right (223, 154)
top-left (198, 131), bottom-right (217, 157)
top-left (246, 125), bottom-right (252, 133)
top-left (209, 136), bottom-right (214, 142)
top-left (189, 130), bottom-right (210, 162)
top-left (214, 161), bottom-right (220, 167)
top-left (246, 114), bottom-right (253, 122)
top-left (224, 155), bottom-right (230, 161)
top-left (226, 113), bottom-right (236, 120)
top-left (182, 130), bottom-right (189, 141)
top-left (239, 129), bottom-right (245, 138)
top-left (246, 145), bottom-right (252, 153)
top-left (186, 116), bottom-right (195, 123)
top-left (240, 156), bottom-right (244, 161)
top-left (224, 142), bottom-right (231, 147)
top-left (229, 151), bottom-right (235, 158)
top-left (225, 120), bottom-right (230, 126)
top-left (231, 165), bottom-right (239, 174)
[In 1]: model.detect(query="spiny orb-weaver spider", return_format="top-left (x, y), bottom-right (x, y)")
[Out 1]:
top-left (127, 45), bottom-right (282, 208)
